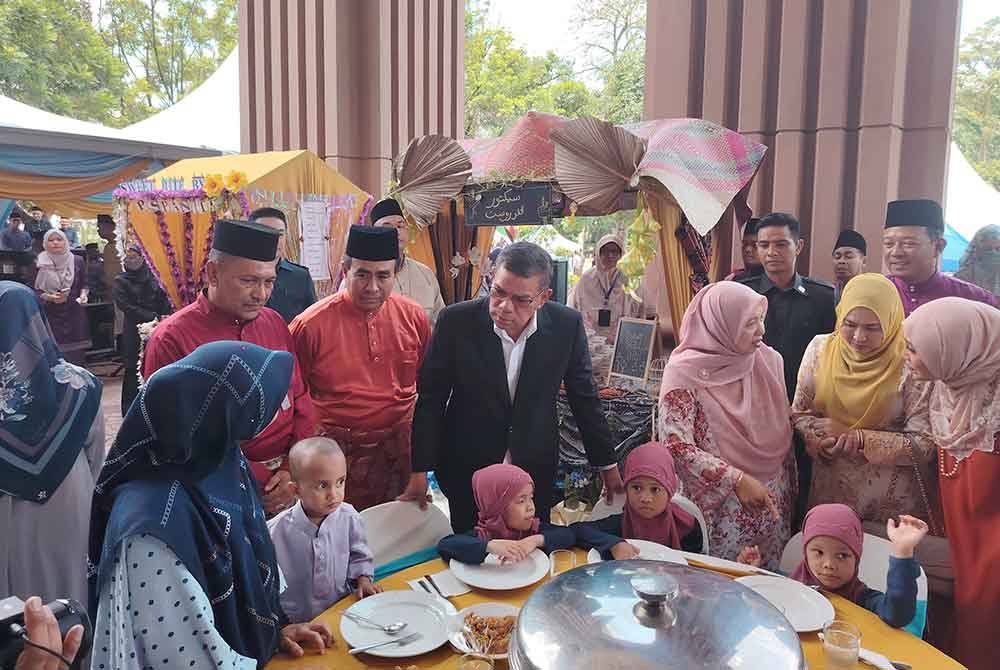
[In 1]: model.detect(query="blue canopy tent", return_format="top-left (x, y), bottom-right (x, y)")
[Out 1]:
top-left (942, 223), bottom-right (969, 273)
top-left (0, 94), bottom-right (218, 218)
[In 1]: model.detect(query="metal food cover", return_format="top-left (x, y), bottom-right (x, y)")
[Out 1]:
top-left (510, 560), bottom-right (805, 670)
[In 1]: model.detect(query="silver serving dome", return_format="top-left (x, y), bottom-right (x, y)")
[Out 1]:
top-left (510, 560), bottom-right (805, 670)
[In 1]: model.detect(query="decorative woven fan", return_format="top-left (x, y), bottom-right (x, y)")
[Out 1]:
top-left (551, 116), bottom-right (646, 214)
top-left (391, 135), bottom-right (471, 227)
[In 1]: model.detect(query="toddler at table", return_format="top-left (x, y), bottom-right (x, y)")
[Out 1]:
top-left (570, 442), bottom-right (703, 560)
top-left (268, 437), bottom-right (381, 623)
top-left (739, 503), bottom-right (926, 629)
top-left (438, 464), bottom-right (574, 564)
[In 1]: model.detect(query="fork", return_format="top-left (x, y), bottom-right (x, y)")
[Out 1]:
top-left (348, 632), bottom-right (422, 656)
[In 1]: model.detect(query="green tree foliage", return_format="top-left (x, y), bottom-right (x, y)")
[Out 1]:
top-left (0, 0), bottom-right (125, 124)
top-left (574, 0), bottom-right (645, 124)
top-left (97, 0), bottom-right (238, 124)
top-left (465, 0), bottom-right (594, 137)
top-left (954, 17), bottom-right (1000, 189)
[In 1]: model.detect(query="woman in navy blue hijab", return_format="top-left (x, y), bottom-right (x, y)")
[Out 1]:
top-left (0, 281), bottom-right (104, 606)
top-left (89, 341), bottom-right (332, 669)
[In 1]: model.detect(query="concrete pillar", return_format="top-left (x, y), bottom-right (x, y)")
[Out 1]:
top-left (238, 0), bottom-right (465, 196)
top-left (645, 0), bottom-right (960, 280)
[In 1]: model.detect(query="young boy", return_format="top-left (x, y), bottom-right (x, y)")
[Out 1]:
top-left (267, 437), bottom-right (381, 623)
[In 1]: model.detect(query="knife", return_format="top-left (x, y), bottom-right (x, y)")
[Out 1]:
top-left (424, 573), bottom-right (448, 600)
top-left (348, 632), bottom-right (421, 656)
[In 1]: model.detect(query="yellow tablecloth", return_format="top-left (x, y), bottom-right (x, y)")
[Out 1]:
top-left (264, 549), bottom-right (964, 670)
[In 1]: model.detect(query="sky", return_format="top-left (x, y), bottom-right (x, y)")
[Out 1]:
top-left (494, 0), bottom-right (998, 60)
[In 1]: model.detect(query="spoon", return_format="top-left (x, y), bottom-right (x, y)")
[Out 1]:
top-left (342, 611), bottom-right (408, 635)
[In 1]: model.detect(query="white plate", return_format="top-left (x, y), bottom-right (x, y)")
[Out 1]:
top-left (448, 602), bottom-right (520, 660)
top-left (678, 551), bottom-right (783, 577)
top-left (586, 539), bottom-right (690, 565)
top-left (450, 549), bottom-right (550, 590)
top-left (340, 590), bottom-right (456, 658)
top-left (735, 575), bottom-right (835, 632)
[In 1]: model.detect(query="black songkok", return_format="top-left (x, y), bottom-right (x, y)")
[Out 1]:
top-left (211, 219), bottom-right (279, 261)
top-left (346, 224), bottom-right (398, 261)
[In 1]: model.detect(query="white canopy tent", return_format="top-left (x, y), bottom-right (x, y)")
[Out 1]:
top-left (121, 48), bottom-right (240, 153)
top-left (945, 141), bottom-right (1000, 242)
top-left (0, 93), bottom-right (217, 161)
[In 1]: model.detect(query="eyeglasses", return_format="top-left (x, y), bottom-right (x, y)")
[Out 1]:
top-left (489, 284), bottom-right (546, 308)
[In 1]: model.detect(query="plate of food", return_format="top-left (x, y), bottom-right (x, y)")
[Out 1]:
top-left (735, 575), bottom-right (835, 632)
top-left (450, 549), bottom-right (550, 590)
top-left (448, 602), bottom-right (520, 660)
top-left (586, 539), bottom-right (690, 565)
top-left (340, 590), bottom-right (456, 658)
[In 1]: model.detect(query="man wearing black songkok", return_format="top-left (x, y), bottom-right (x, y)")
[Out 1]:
top-left (142, 219), bottom-right (318, 516)
top-left (832, 229), bottom-right (867, 304)
top-left (290, 224), bottom-right (431, 510)
top-left (882, 198), bottom-right (997, 315)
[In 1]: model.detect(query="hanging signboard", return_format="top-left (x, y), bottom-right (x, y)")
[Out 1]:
top-left (463, 182), bottom-right (562, 227)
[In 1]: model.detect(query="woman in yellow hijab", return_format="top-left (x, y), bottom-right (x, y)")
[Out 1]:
top-left (791, 274), bottom-right (939, 532)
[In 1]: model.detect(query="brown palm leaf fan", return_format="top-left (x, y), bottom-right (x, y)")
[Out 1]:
top-left (550, 116), bottom-right (647, 215)
top-left (390, 135), bottom-right (472, 227)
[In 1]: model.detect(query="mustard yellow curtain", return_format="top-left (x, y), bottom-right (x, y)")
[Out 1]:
top-left (411, 204), bottom-right (495, 304)
top-left (0, 160), bottom-right (151, 201)
top-left (646, 191), bottom-right (693, 336)
top-left (126, 208), bottom-right (215, 310)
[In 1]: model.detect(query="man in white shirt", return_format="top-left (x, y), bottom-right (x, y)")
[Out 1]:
top-left (401, 242), bottom-right (624, 532)
top-left (341, 198), bottom-right (446, 325)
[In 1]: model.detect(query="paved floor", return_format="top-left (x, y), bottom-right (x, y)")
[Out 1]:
top-left (91, 362), bottom-right (124, 450)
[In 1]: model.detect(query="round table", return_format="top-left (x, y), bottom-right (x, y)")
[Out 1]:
top-left (263, 548), bottom-right (965, 670)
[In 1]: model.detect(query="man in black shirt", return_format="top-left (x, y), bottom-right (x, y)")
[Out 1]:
top-left (736, 213), bottom-right (836, 524)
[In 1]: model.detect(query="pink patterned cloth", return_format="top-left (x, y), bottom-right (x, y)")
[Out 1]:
top-left (659, 282), bottom-right (793, 483)
top-left (621, 442), bottom-right (696, 549)
top-left (472, 464), bottom-right (541, 541)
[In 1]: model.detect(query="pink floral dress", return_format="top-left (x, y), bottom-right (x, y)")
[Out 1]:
top-left (659, 388), bottom-right (796, 570)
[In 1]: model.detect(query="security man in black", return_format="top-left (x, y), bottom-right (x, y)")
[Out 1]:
top-left (248, 207), bottom-right (318, 323)
top-left (735, 212), bottom-right (835, 526)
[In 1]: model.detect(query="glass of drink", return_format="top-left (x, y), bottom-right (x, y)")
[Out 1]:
top-left (456, 653), bottom-right (495, 670)
top-left (549, 549), bottom-right (577, 577)
top-left (822, 620), bottom-right (861, 669)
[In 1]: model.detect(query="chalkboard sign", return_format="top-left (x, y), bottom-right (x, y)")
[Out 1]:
top-left (608, 317), bottom-right (657, 385)
top-left (463, 182), bottom-right (561, 227)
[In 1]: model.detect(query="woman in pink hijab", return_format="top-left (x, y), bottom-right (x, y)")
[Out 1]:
top-left (658, 281), bottom-right (795, 569)
top-left (437, 464), bottom-right (574, 565)
top-left (904, 298), bottom-right (1000, 670)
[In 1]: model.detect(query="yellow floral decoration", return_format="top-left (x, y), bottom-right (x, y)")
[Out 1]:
top-left (225, 170), bottom-right (249, 192)
top-left (203, 174), bottom-right (225, 198)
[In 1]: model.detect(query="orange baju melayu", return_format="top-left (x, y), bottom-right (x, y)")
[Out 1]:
top-left (290, 291), bottom-right (431, 510)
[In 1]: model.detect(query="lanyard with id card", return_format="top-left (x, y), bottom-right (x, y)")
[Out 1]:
top-left (597, 270), bottom-right (620, 327)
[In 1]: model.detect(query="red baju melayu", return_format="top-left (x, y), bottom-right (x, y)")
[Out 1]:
top-left (290, 291), bottom-right (430, 510)
top-left (141, 292), bottom-right (316, 486)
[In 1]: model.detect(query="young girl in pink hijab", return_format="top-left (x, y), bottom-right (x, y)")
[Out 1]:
top-left (571, 442), bottom-right (701, 559)
top-left (782, 503), bottom-right (926, 628)
top-left (438, 464), bottom-right (574, 564)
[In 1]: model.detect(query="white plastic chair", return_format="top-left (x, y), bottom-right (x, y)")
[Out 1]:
top-left (360, 501), bottom-right (453, 569)
top-left (780, 532), bottom-right (928, 636)
top-left (589, 493), bottom-right (710, 555)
